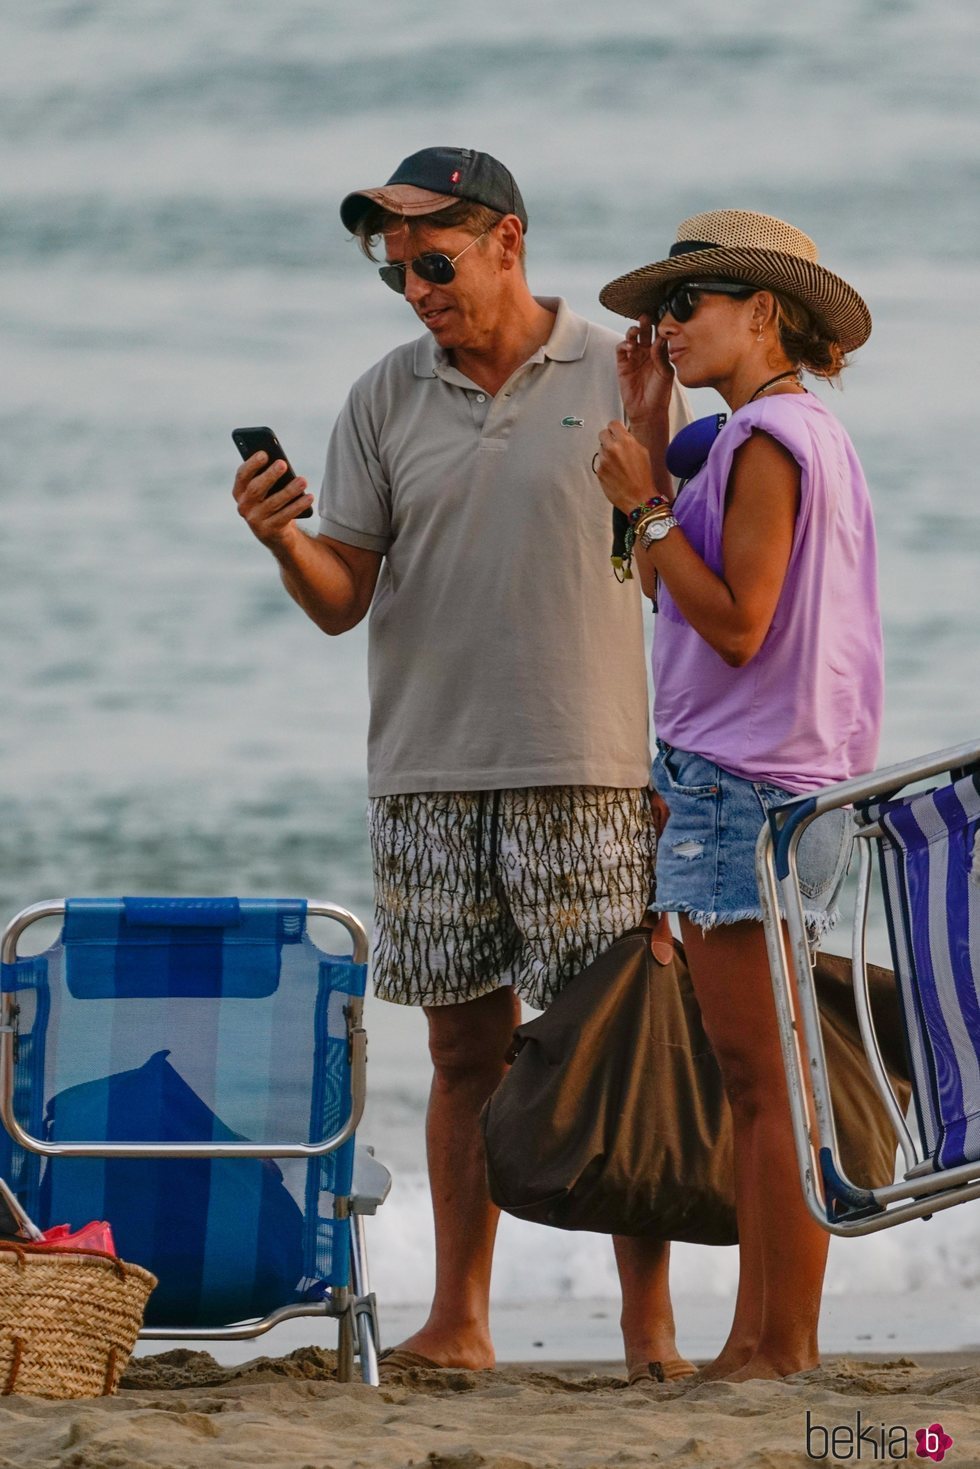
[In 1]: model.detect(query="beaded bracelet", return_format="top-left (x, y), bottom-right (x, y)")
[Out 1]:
top-left (627, 495), bottom-right (671, 526)
top-left (614, 506), bottom-right (675, 584)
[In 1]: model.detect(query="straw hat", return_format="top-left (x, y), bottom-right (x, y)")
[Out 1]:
top-left (599, 209), bottom-right (871, 352)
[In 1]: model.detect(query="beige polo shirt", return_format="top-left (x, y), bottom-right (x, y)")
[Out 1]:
top-left (318, 297), bottom-right (689, 797)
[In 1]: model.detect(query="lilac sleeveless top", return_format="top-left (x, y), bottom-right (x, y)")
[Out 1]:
top-left (653, 394), bottom-right (883, 794)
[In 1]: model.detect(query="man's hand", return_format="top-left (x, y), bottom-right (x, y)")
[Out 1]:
top-left (233, 452), bottom-right (315, 548)
top-left (644, 791), bottom-right (673, 963)
top-left (616, 314), bottom-right (674, 438)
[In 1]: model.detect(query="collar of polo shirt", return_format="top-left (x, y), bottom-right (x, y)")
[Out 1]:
top-left (411, 297), bottom-right (588, 379)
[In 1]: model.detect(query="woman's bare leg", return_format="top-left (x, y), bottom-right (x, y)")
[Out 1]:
top-left (680, 916), bottom-right (829, 1380)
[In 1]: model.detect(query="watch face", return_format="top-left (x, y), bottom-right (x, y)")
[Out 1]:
top-left (642, 516), bottom-right (676, 544)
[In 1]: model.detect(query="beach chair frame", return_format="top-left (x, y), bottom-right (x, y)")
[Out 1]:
top-left (0, 899), bottom-right (387, 1384)
top-left (755, 737), bottom-right (980, 1237)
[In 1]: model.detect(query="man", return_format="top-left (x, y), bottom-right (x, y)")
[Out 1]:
top-left (233, 146), bottom-right (691, 1379)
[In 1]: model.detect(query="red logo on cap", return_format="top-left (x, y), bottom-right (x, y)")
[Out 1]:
top-left (450, 170), bottom-right (461, 183)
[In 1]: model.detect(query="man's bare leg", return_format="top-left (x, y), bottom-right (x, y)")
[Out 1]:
top-left (609, 913), bottom-right (694, 1381)
top-left (613, 1235), bottom-right (695, 1380)
top-left (392, 984), bottom-right (520, 1369)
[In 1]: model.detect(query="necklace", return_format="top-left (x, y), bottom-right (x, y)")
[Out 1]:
top-left (748, 369), bottom-right (802, 403)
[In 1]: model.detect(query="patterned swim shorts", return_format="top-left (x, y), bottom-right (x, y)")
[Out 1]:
top-left (368, 786), bottom-right (656, 1010)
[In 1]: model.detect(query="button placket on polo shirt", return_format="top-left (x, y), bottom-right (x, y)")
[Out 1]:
top-left (467, 389), bottom-right (491, 431)
top-left (478, 364), bottom-right (536, 450)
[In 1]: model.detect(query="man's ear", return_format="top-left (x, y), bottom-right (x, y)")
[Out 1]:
top-left (495, 214), bottom-right (524, 270)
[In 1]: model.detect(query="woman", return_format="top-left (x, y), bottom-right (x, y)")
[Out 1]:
top-left (593, 210), bottom-right (883, 1381)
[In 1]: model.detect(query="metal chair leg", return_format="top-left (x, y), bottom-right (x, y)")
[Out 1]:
top-left (349, 1213), bottom-right (380, 1385)
top-left (356, 1300), bottom-right (380, 1386)
top-left (337, 1304), bottom-right (355, 1382)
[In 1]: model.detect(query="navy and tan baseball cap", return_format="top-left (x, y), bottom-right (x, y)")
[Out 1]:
top-left (340, 146), bottom-right (528, 234)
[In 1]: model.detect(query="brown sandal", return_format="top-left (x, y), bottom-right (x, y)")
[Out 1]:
top-left (377, 1348), bottom-right (447, 1373)
top-left (626, 1359), bottom-right (697, 1386)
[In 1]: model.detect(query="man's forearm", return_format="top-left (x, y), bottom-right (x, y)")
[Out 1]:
top-left (233, 452), bottom-right (379, 632)
top-left (269, 526), bottom-right (370, 636)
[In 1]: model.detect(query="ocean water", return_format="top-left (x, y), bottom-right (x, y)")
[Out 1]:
top-left (2, 1), bottom-right (979, 1342)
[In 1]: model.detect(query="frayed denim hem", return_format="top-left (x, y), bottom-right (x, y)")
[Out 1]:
top-left (685, 906), bottom-right (767, 932)
top-left (804, 903), bottom-right (841, 942)
top-left (655, 902), bottom-right (842, 941)
top-left (646, 902), bottom-right (762, 930)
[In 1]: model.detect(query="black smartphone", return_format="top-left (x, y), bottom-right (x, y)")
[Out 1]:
top-left (231, 425), bottom-right (313, 518)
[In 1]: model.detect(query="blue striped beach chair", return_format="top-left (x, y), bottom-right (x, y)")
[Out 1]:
top-left (0, 897), bottom-right (389, 1383)
top-left (755, 738), bottom-right (980, 1235)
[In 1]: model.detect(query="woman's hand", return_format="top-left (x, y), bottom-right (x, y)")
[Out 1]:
top-left (616, 314), bottom-right (674, 436)
top-left (594, 420), bottom-right (655, 513)
top-left (648, 789), bottom-right (671, 839)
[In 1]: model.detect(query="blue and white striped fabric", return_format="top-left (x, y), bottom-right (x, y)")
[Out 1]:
top-left (0, 897), bottom-right (367, 1327)
top-left (867, 773), bottom-right (980, 1170)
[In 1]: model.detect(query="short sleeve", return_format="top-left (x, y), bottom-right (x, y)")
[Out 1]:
top-left (695, 397), bottom-right (815, 568)
top-left (317, 385), bottom-right (392, 552)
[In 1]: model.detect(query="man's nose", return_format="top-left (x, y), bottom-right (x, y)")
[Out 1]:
top-left (403, 265), bottom-right (431, 306)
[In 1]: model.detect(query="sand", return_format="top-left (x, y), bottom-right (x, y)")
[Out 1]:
top-left (1, 1348), bottom-right (977, 1468)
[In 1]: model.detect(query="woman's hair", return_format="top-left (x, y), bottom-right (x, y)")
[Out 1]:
top-left (770, 289), bottom-right (847, 381)
top-left (352, 199), bottom-right (525, 267)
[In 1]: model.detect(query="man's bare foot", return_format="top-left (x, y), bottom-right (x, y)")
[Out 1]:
top-left (622, 1313), bottom-right (695, 1387)
top-left (383, 1324), bottom-right (495, 1372)
top-left (626, 1355), bottom-right (697, 1386)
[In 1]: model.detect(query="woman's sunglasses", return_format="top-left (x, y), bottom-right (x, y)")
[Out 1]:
top-left (654, 280), bottom-right (757, 325)
top-left (379, 228), bottom-right (492, 294)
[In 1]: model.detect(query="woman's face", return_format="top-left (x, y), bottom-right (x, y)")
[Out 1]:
top-left (656, 287), bottom-right (759, 389)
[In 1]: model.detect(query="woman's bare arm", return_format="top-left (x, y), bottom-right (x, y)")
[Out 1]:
top-left (596, 428), bottom-right (800, 666)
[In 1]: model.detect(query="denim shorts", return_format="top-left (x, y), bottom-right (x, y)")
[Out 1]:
top-left (650, 741), bottom-right (852, 935)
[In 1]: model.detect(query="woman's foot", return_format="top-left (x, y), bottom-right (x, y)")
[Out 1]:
top-left (691, 1343), bottom-right (756, 1382)
top-left (723, 1350), bottom-right (819, 1382)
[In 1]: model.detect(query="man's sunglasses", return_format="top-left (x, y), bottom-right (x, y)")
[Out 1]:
top-left (379, 228), bottom-right (492, 294)
top-left (654, 280), bottom-right (757, 325)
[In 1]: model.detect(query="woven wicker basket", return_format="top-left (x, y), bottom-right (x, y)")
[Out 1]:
top-left (0, 1241), bottom-right (157, 1399)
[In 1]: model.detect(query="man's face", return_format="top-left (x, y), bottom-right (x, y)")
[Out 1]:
top-left (382, 221), bottom-right (500, 351)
